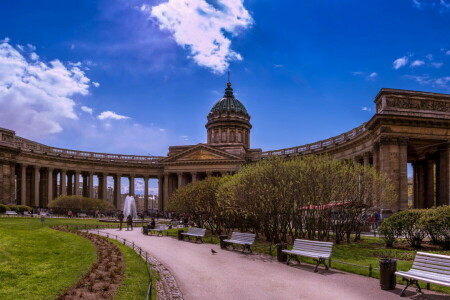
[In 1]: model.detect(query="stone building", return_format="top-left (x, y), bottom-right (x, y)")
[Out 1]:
top-left (1, 84), bottom-right (450, 211)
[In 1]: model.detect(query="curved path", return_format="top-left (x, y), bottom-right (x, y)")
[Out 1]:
top-left (100, 229), bottom-right (447, 300)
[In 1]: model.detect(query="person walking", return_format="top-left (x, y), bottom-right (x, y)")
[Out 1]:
top-left (126, 215), bottom-right (133, 231)
top-left (118, 211), bottom-right (125, 231)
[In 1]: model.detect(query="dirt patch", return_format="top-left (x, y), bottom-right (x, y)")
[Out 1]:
top-left (52, 227), bottom-right (124, 300)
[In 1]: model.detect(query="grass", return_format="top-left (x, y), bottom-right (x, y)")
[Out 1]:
top-left (0, 217), bottom-right (97, 300)
top-left (112, 240), bottom-right (150, 300)
top-left (0, 217), bottom-right (151, 300)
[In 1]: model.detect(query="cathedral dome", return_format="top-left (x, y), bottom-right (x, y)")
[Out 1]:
top-left (209, 82), bottom-right (248, 116)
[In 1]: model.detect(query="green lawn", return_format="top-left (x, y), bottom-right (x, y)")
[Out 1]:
top-left (0, 217), bottom-right (150, 300)
top-left (113, 240), bottom-right (151, 300)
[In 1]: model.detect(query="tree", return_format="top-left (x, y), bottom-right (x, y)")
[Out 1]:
top-left (48, 195), bottom-right (115, 214)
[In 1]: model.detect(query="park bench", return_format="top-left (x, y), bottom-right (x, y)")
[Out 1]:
top-left (395, 252), bottom-right (450, 297)
top-left (5, 211), bottom-right (17, 215)
top-left (282, 239), bottom-right (333, 272)
top-left (149, 224), bottom-right (167, 237)
top-left (223, 232), bottom-right (256, 253)
top-left (78, 213), bottom-right (87, 218)
top-left (181, 227), bottom-right (206, 243)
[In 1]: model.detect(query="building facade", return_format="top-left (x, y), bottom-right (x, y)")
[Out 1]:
top-left (1, 85), bottom-right (450, 211)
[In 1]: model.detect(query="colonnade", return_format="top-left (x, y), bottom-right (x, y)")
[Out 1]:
top-left (11, 163), bottom-right (162, 210)
top-left (352, 138), bottom-right (450, 210)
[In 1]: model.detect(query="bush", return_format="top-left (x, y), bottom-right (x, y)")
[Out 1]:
top-left (8, 205), bottom-right (32, 213)
top-left (379, 216), bottom-right (402, 247)
top-left (0, 204), bottom-right (10, 213)
top-left (422, 206), bottom-right (450, 249)
top-left (48, 196), bottom-right (115, 214)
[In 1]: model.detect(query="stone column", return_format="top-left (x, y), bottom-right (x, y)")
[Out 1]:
top-left (163, 173), bottom-right (169, 211)
top-left (191, 172), bottom-right (197, 183)
top-left (20, 164), bottom-right (27, 205)
top-left (33, 166), bottom-right (40, 207)
top-left (74, 171), bottom-right (80, 196)
top-left (412, 162), bottom-right (419, 209)
top-left (363, 152), bottom-right (370, 167)
top-left (425, 158), bottom-right (435, 208)
top-left (379, 137), bottom-right (408, 211)
top-left (177, 173), bottom-right (183, 188)
top-left (158, 175), bottom-right (163, 211)
top-left (47, 168), bottom-right (53, 204)
top-left (143, 176), bottom-right (149, 211)
top-left (61, 170), bottom-right (67, 196)
top-left (89, 172), bottom-right (94, 198)
top-left (206, 172), bottom-right (212, 178)
top-left (416, 161), bottom-right (426, 208)
top-left (99, 173), bottom-right (107, 200)
top-left (372, 143), bottom-right (380, 172)
top-left (129, 175), bottom-right (135, 196)
top-left (438, 143), bottom-right (450, 206)
top-left (114, 174), bottom-right (121, 208)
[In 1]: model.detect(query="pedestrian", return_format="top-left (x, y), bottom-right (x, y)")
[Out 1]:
top-left (68, 210), bottom-right (73, 218)
top-left (150, 218), bottom-right (156, 229)
top-left (126, 214), bottom-right (133, 231)
top-left (370, 213), bottom-right (376, 230)
top-left (118, 211), bottom-right (125, 231)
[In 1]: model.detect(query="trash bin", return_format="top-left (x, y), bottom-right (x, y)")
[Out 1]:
top-left (142, 225), bottom-right (148, 235)
top-left (178, 229), bottom-right (184, 241)
top-left (219, 235), bottom-right (228, 249)
top-left (379, 258), bottom-right (397, 290)
top-left (276, 243), bottom-right (287, 262)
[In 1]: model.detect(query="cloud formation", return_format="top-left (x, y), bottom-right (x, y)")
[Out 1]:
top-left (410, 60), bottom-right (425, 67)
top-left (393, 56), bottom-right (409, 69)
top-left (149, 0), bottom-right (253, 74)
top-left (97, 111), bottom-right (130, 120)
top-left (81, 106), bottom-right (93, 114)
top-left (0, 39), bottom-right (90, 138)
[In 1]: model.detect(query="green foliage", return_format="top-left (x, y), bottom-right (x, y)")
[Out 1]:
top-left (169, 155), bottom-right (396, 244)
top-left (48, 195), bottom-right (115, 213)
top-left (168, 177), bottom-right (227, 233)
top-left (7, 205), bottom-right (32, 213)
top-left (422, 206), bottom-right (450, 249)
top-left (0, 204), bottom-right (10, 213)
top-left (379, 215), bottom-right (403, 248)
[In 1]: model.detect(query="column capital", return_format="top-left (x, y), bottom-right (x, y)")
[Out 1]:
top-left (33, 165), bottom-right (40, 170)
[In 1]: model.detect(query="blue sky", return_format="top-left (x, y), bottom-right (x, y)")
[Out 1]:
top-left (1, 0), bottom-right (450, 156)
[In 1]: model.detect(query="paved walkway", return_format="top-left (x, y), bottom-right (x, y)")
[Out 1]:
top-left (101, 229), bottom-right (447, 300)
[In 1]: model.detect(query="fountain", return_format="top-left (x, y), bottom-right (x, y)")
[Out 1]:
top-left (123, 195), bottom-right (138, 219)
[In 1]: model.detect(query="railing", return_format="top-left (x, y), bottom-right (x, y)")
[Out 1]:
top-left (7, 136), bottom-right (164, 163)
top-left (261, 123), bottom-right (367, 157)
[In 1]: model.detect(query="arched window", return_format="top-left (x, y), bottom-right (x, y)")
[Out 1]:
top-left (230, 131), bottom-right (235, 142)
top-left (222, 131), bottom-right (227, 142)
top-left (237, 131), bottom-right (242, 143)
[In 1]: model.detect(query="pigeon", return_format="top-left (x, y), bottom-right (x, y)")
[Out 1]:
top-left (211, 249), bottom-right (217, 255)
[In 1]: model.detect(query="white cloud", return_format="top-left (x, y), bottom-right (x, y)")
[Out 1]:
top-left (149, 0), bottom-right (253, 74)
top-left (0, 39), bottom-right (90, 138)
top-left (446, 50), bottom-right (450, 55)
top-left (405, 75), bottom-right (450, 87)
top-left (393, 56), bottom-right (409, 69)
top-left (362, 107), bottom-right (371, 111)
top-left (97, 111), bottom-right (130, 120)
top-left (274, 64), bottom-right (284, 68)
top-left (431, 62), bottom-right (443, 68)
top-left (92, 81), bottom-right (100, 87)
top-left (410, 60), bottom-right (425, 67)
top-left (30, 52), bottom-right (39, 61)
top-left (352, 71), bottom-right (377, 80)
top-left (426, 54), bottom-right (434, 60)
top-left (81, 106), bottom-right (93, 114)
top-left (368, 72), bottom-right (378, 78)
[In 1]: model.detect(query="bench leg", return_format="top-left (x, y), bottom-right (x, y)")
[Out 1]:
top-left (313, 258), bottom-right (328, 272)
top-left (196, 237), bottom-right (202, 243)
top-left (400, 278), bottom-right (422, 297)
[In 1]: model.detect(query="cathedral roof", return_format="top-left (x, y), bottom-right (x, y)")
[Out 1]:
top-left (210, 82), bottom-right (248, 115)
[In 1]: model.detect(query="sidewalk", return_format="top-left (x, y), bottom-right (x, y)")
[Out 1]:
top-left (101, 229), bottom-right (447, 300)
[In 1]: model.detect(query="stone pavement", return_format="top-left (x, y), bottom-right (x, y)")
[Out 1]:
top-left (100, 229), bottom-right (448, 300)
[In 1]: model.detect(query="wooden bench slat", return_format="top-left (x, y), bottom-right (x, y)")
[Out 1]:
top-left (411, 263), bottom-right (450, 275)
top-left (415, 256), bottom-right (450, 267)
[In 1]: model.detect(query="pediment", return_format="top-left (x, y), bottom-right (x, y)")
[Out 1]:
top-left (178, 149), bottom-right (227, 161)
top-left (162, 144), bottom-right (243, 163)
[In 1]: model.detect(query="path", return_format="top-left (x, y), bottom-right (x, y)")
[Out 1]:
top-left (100, 229), bottom-right (448, 300)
